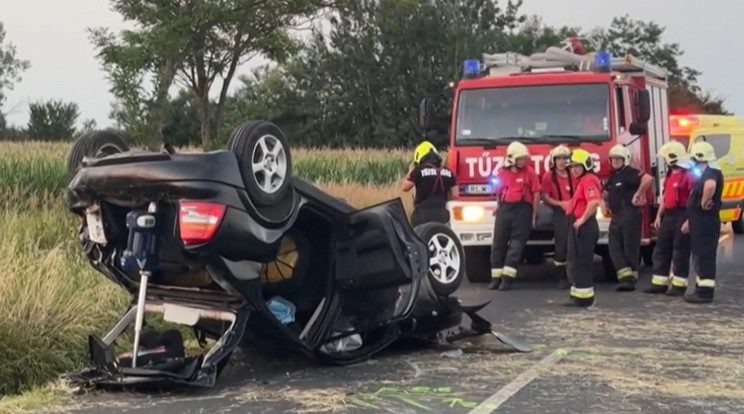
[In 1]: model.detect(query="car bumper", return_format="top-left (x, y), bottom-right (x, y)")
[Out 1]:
top-left (65, 300), bottom-right (249, 389)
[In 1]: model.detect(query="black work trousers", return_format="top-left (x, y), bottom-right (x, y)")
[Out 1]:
top-left (650, 208), bottom-right (691, 289)
top-left (567, 214), bottom-right (599, 304)
top-left (411, 207), bottom-right (450, 227)
top-left (608, 206), bottom-right (643, 282)
top-left (490, 201), bottom-right (532, 279)
top-left (552, 206), bottom-right (569, 277)
top-left (689, 211), bottom-right (721, 296)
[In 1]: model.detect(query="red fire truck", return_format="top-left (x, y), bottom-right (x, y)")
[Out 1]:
top-left (418, 39), bottom-right (672, 283)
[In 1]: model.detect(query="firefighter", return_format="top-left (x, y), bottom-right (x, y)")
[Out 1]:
top-left (644, 141), bottom-right (694, 296)
top-left (564, 149), bottom-right (602, 307)
top-left (682, 141), bottom-right (724, 304)
top-left (489, 141), bottom-right (540, 291)
top-left (540, 145), bottom-right (574, 289)
top-left (402, 141), bottom-right (458, 227)
top-left (603, 144), bottom-right (653, 291)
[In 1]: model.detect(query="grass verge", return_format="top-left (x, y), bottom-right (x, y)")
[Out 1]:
top-left (0, 181), bottom-right (412, 411)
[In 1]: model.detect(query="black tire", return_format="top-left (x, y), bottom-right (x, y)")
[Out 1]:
top-left (227, 120), bottom-right (293, 207)
top-left (595, 245), bottom-right (617, 283)
top-left (732, 204), bottom-right (744, 234)
top-left (414, 222), bottom-right (465, 297)
top-left (66, 129), bottom-right (130, 175)
top-left (641, 243), bottom-right (655, 267)
top-left (464, 246), bottom-right (491, 283)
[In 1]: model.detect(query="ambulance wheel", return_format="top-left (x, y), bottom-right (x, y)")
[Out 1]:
top-left (414, 222), bottom-right (465, 296)
top-left (732, 205), bottom-right (744, 234)
top-left (464, 246), bottom-right (491, 283)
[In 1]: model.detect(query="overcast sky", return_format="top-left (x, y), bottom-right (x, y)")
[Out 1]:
top-left (1, 0), bottom-right (741, 129)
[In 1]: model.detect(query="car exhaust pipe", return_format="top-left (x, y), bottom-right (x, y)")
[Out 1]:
top-left (122, 201), bottom-right (161, 368)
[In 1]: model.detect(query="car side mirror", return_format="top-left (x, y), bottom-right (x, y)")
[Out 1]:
top-left (635, 89), bottom-right (650, 123)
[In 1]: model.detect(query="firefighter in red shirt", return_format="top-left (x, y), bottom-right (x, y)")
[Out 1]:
top-left (564, 149), bottom-right (602, 307)
top-left (540, 145), bottom-right (574, 290)
top-left (489, 141), bottom-right (540, 291)
top-left (644, 141), bottom-right (694, 295)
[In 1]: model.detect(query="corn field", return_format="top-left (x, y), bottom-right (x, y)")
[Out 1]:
top-left (0, 141), bottom-right (415, 204)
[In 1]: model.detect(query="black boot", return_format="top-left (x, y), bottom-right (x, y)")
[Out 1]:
top-left (488, 278), bottom-right (501, 290)
top-left (684, 290), bottom-right (714, 304)
top-left (643, 284), bottom-right (667, 294)
top-left (498, 277), bottom-right (515, 291)
top-left (563, 296), bottom-right (594, 308)
top-left (665, 286), bottom-right (686, 296)
top-left (616, 277), bottom-right (637, 292)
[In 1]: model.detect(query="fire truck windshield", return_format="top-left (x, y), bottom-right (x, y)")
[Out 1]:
top-left (454, 83), bottom-right (611, 145)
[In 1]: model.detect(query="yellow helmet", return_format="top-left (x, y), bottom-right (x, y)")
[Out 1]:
top-left (567, 148), bottom-right (594, 171)
top-left (413, 141), bottom-right (438, 163)
top-left (658, 141), bottom-right (688, 167)
top-left (608, 144), bottom-right (631, 167)
top-left (548, 145), bottom-right (571, 167)
top-left (689, 140), bottom-right (717, 163)
top-left (505, 141), bottom-right (529, 167)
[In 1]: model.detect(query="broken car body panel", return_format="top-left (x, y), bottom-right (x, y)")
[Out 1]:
top-left (64, 124), bottom-right (529, 390)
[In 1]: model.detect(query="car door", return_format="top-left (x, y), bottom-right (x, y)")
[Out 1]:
top-left (334, 198), bottom-right (428, 327)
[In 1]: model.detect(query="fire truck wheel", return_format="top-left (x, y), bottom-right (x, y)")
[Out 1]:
top-left (464, 246), bottom-right (491, 283)
top-left (594, 245), bottom-right (618, 283)
top-left (640, 243), bottom-right (655, 267)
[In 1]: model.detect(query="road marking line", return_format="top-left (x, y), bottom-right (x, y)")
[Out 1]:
top-left (467, 348), bottom-right (569, 414)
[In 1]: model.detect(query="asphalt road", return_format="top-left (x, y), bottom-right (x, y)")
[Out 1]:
top-left (44, 226), bottom-right (744, 414)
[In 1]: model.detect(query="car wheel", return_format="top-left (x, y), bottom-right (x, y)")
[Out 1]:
top-left (66, 129), bottom-right (130, 176)
top-left (227, 120), bottom-right (293, 207)
top-left (414, 222), bottom-right (465, 297)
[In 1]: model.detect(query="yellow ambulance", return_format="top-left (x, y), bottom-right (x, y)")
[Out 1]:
top-left (669, 114), bottom-right (744, 233)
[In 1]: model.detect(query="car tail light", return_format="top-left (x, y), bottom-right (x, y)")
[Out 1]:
top-left (178, 202), bottom-right (226, 245)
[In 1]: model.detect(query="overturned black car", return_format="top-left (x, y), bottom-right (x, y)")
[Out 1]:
top-left (64, 121), bottom-right (531, 389)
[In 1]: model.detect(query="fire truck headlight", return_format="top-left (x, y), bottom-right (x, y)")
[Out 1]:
top-left (462, 206), bottom-right (485, 222)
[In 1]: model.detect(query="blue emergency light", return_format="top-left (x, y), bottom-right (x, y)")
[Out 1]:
top-left (692, 166), bottom-right (702, 177)
top-left (463, 59), bottom-right (481, 78)
top-left (489, 176), bottom-right (500, 187)
top-left (593, 51), bottom-right (612, 73)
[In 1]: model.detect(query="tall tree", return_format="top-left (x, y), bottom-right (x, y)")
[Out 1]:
top-left (252, 0), bottom-right (527, 148)
top-left (0, 21), bottom-right (31, 122)
top-left (588, 15), bottom-right (728, 114)
top-left (91, 0), bottom-right (330, 148)
top-left (26, 99), bottom-right (80, 141)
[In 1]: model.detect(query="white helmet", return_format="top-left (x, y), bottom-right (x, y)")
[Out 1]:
top-left (548, 145), bottom-right (571, 168)
top-left (505, 141), bottom-right (529, 167)
top-left (658, 141), bottom-right (688, 167)
top-left (608, 144), bottom-right (630, 167)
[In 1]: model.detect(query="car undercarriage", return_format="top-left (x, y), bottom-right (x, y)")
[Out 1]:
top-left (62, 121), bottom-right (531, 390)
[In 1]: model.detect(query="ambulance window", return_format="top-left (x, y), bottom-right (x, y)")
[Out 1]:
top-left (694, 134), bottom-right (730, 158)
top-left (615, 87), bottom-right (626, 133)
